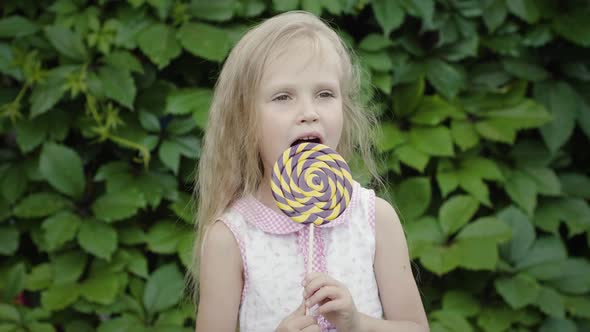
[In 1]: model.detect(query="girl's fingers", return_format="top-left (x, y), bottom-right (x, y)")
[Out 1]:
top-left (301, 324), bottom-right (322, 332)
top-left (290, 316), bottom-right (317, 330)
top-left (316, 299), bottom-right (345, 315)
top-left (305, 285), bottom-right (342, 308)
top-left (304, 273), bottom-right (341, 298)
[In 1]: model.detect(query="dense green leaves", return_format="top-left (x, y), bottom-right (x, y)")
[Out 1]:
top-left (1, 1), bottom-right (589, 330)
top-left (40, 143), bottom-right (85, 199)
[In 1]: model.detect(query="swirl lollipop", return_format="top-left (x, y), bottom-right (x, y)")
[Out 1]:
top-left (271, 142), bottom-right (353, 225)
top-left (271, 142), bottom-right (353, 304)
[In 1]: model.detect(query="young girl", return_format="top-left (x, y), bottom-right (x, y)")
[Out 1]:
top-left (191, 11), bottom-right (429, 332)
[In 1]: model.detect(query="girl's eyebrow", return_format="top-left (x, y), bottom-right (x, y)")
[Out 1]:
top-left (263, 79), bottom-right (340, 92)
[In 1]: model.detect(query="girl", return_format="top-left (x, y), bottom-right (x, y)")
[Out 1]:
top-left (191, 10), bottom-right (429, 332)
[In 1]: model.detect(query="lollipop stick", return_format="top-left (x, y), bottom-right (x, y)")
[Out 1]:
top-left (306, 223), bottom-right (314, 316)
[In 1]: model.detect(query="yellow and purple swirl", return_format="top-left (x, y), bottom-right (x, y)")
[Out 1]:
top-left (271, 142), bottom-right (353, 225)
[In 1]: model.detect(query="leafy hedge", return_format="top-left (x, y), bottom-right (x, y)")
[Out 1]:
top-left (1, 0), bottom-right (590, 331)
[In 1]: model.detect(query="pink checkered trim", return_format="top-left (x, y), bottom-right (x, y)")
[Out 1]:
top-left (233, 181), bottom-right (360, 234)
top-left (368, 189), bottom-right (376, 232)
top-left (218, 219), bottom-right (249, 303)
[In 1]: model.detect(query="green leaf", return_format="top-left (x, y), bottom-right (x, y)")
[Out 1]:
top-left (410, 96), bottom-right (459, 125)
top-left (361, 51), bottom-right (392, 72)
top-left (505, 170), bottom-right (537, 215)
top-left (41, 283), bottom-right (80, 311)
top-left (392, 78), bottom-right (424, 117)
top-left (454, 238), bottom-right (499, 270)
top-left (553, 12), bottom-right (590, 47)
top-left (431, 310), bottom-right (473, 332)
top-left (483, 0), bottom-right (507, 33)
top-left (119, 225), bottom-right (147, 245)
top-left (457, 217), bottom-right (511, 243)
top-left (44, 25), bottom-right (87, 61)
top-left (439, 195), bottom-right (479, 235)
top-left (78, 220), bottom-right (117, 260)
top-left (92, 188), bottom-right (146, 222)
top-left (158, 140), bottom-right (182, 174)
top-left (177, 233), bottom-right (194, 267)
top-left (178, 22), bottom-right (232, 62)
top-left (98, 66), bottom-right (136, 109)
top-left (539, 318), bottom-right (577, 332)
top-left (502, 58), bottom-right (549, 81)
top-left (477, 306), bottom-right (518, 332)
top-left (426, 59), bottom-right (465, 99)
top-left (146, 220), bottom-right (185, 254)
top-left (409, 126), bottom-right (454, 156)
top-left (52, 251), bottom-right (87, 286)
top-left (40, 143), bottom-right (85, 199)
top-left (547, 258), bottom-right (590, 294)
top-left (498, 206), bottom-right (535, 264)
top-left (536, 286), bottom-right (565, 318)
top-left (372, 0), bottom-right (405, 36)
top-left (442, 290), bottom-right (480, 317)
top-left (80, 272), bottom-right (120, 305)
top-left (522, 167), bottom-right (561, 196)
top-left (13, 192), bottom-right (71, 218)
top-left (191, 0), bottom-right (236, 21)
top-left (420, 245), bottom-right (459, 275)
top-left (393, 177), bottom-right (431, 220)
top-left (0, 225), bottom-right (20, 256)
top-left (0, 164), bottom-right (27, 204)
top-left (138, 111), bottom-right (161, 132)
top-left (15, 117), bottom-right (47, 153)
top-left (534, 82), bottom-right (578, 153)
top-left (165, 88), bottom-right (212, 116)
top-left (137, 24), bottom-right (181, 69)
top-left (25, 263), bottom-right (52, 291)
top-left (0, 16), bottom-right (39, 38)
top-left (42, 211), bottom-right (81, 251)
top-left (458, 172), bottom-right (491, 206)
top-left (460, 157), bottom-right (504, 182)
top-left (29, 79), bottom-right (66, 118)
top-left (507, 0), bottom-right (540, 24)
top-left (143, 264), bottom-right (184, 314)
top-left (376, 123), bottom-right (405, 152)
top-left (0, 303), bottom-right (20, 322)
top-left (436, 163), bottom-right (458, 197)
top-left (482, 99), bottom-right (551, 129)
top-left (395, 144), bottom-right (429, 172)
top-left (2, 263), bottom-right (25, 303)
top-left (103, 51), bottom-right (144, 74)
top-left (495, 273), bottom-right (541, 309)
top-left (516, 236), bottom-right (567, 270)
top-left (400, 0), bottom-right (434, 24)
top-left (126, 249), bottom-right (149, 278)
top-left (358, 33), bottom-right (393, 51)
top-left (475, 119), bottom-right (517, 143)
top-left (559, 173), bottom-right (590, 199)
top-left (564, 296), bottom-right (590, 319)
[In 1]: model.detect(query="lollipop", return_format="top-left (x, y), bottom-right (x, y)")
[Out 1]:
top-left (271, 142), bottom-right (353, 305)
top-left (271, 142), bottom-right (353, 226)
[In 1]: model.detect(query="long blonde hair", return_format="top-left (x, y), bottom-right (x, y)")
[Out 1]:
top-left (188, 10), bottom-right (380, 303)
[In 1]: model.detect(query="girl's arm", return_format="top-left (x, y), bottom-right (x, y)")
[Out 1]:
top-left (195, 221), bottom-right (243, 332)
top-left (359, 197), bottom-right (429, 332)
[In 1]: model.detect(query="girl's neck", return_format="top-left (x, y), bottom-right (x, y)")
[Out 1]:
top-left (255, 175), bottom-right (284, 214)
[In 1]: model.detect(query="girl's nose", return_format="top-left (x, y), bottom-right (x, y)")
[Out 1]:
top-left (298, 99), bottom-right (319, 123)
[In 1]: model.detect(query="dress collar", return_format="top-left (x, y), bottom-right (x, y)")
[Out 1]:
top-left (232, 181), bottom-right (360, 234)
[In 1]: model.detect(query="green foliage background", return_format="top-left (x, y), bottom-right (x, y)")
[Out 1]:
top-left (1, 0), bottom-right (590, 331)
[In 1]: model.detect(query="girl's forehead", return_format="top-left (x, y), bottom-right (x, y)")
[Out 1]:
top-left (261, 37), bottom-right (343, 82)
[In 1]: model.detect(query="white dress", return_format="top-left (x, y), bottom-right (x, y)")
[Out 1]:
top-left (220, 181), bottom-right (383, 332)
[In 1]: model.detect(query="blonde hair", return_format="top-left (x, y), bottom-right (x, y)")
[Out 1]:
top-left (187, 10), bottom-right (380, 303)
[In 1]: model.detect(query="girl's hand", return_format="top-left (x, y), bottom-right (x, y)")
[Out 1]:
top-left (303, 272), bottom-right (361, 332)
top-left (276, 300), bottom-right (321, 332)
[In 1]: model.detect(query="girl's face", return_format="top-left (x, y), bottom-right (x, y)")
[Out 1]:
top-left (256, 37), bottom-right (344, 178)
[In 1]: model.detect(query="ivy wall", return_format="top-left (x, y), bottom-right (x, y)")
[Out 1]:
top-left (1, 0), bottom-right (589, 331)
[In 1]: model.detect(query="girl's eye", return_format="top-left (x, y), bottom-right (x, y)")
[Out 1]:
top-left (319, 91), bottom-right (335, 98)
top-left (273, 94), bottom-right (290, 101)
